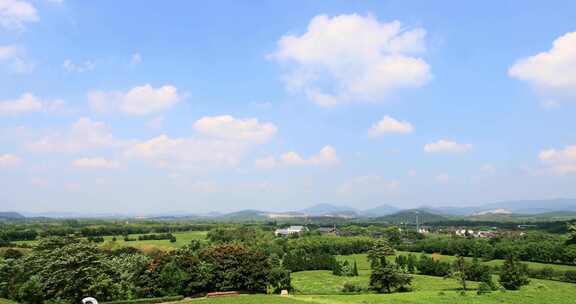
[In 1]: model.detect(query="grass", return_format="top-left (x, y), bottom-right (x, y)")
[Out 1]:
top-left (338, 252), bottom-right (576, 273)
top-left (180, 276), bottom-right (576, 304)
top-left (14, 231), bottom-right (208, 251)
top-left (100, 231), bottom-right (208, 251)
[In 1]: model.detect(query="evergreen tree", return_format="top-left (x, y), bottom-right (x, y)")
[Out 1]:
top-left (406, 254), bottom-right (416, 274)
top-left (499, 255), bottom-right (530, 290)
top-left (368, 239), bottom-right (412, 293)
top-left (352, 260), bottom-right (359, 276)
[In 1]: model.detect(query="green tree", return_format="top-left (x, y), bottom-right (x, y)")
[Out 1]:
top-left (448, 255), bottom-right (468, 290)
top-left (499, 255), bottom-right (530, 290)
top-left (368, 239), bottom-right (412, 293)
top-left (352, 260), bottom-right (359, 276)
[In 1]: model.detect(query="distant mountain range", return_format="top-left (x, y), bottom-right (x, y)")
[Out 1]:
top-left (4, 198), bottom-right (576, 221)
top-left (0, 212), bottom-right (25, 220)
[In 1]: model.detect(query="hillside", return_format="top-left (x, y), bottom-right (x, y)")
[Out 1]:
top-left (0, 212), bottom-right (25, 220)
top-left (376, 209), bottom-right (451, 224)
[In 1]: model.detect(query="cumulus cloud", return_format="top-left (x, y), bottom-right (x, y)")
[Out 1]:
top-left (255, 145), bottom-right (339, 168)
top-left (0, 93), bottom-right (64, 115)
top-left (63, 59), bottom-right (96, 73)
top-left (88, 84), bottom-right (180, 115)
top-left (124, 134), bottom-right (249, 168)
top-left (72, 157), bottom-right (120, 169)
top-left (270, 14), bottom-right (431, 106)
top-left (193, 115), bottom-right (277, 143)
top-left (0, 0), bottom-right (38, 30)
top-left (125, 115), bottom-right (276, 168)
top-left (0, 153), bottom-right (21, 167)
top-left (27, 117), bottom-right (123, 152)
top-left (539, 145), bottom-right (576, 174)
top-left (368, 115), bottom-right (413, 137)
top-left (338, 175), bottom-right (399, 194)
top-left (424, 139), bottom-right (472, 153)
top-left (509, 32), bottom-right (576, 102)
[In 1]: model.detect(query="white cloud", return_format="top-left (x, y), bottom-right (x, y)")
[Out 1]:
top-left (368, 115), bottom-right (414, 137)
top-left (256, 145), bottom-right (339, 168)
top-left (338, 175), bottom-right (399, 194)
top-left (63, 59), bottom-right (95, 73)
top-left (254, 156), bottom-right (277, 169)
top-left (270, 14), bottom-right (431, 106)
top-left (88, 84), bottom-right (180, 115)
top-left (0, 0), bottom-right (38, 30)
top-left (0, 93), bottom-right (64, 115)
top-left (0, 153), bottom-right (21, 167)
top-left (0, 45), bottom-right (18, 60)
top-left (72, 157), bottom-right (120, 169)
top-left (27, 117), bottom-right (122, 152)
top-left (424, 139), bottom-right (472, 153)
top-left (193, 115), bottom-right (277, 143)
top-left (509, 32), bottom-right (576, 101)
top-left (0, 45), bottom-right (34, 73)
top-left (124, 134), bottom-right (249, 168)
top-left (539, 145), bottom-right (576, 174)
top-left (125, 115), bottom-right (276, 168)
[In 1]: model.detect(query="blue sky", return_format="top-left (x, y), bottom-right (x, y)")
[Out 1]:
top-left (1, 0), bottom-right (575, 214)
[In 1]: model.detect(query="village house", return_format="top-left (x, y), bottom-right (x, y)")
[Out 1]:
top-left (317, 226), bottom-right (339, 235)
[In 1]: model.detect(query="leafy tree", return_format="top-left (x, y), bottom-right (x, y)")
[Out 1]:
top-left (499, 255), bottom-right (530, 290)
top-left (406, 254), bottom-right (416, 273)
top-left (368, 239), bottom-right (412, 293)
top-left (449, 255), bottom-right (468, 290)
top-left (567, 224), bottom-right (576, 245)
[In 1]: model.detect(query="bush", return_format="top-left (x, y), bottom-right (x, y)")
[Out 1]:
top-left (477, 282), bottom-right (493, 295)
top-left (342, 282), bottom-right (363, 293)
top-left (102, 296), bottom-right (184, 304)
top-left (499, 256), bottom-right (530, 290)
top-left (563, 270), bottom-right (576, 283)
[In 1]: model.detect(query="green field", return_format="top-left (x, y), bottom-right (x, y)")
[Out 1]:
top-left (14, 231), bottom-right (208, 251)
top-left (338, 252), bottom-right (576, 273)
top-left (100, 231), bottom-right (208, 250)
top-left (183, 276), bottom-right (576, 304)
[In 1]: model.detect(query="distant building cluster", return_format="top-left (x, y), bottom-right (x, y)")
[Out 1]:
top-left (274, 225), bottom-right (340, 237)
top-left (274, 225), bottom-right (308, 237)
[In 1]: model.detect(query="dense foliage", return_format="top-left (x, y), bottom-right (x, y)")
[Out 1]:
top-left (0, 237), bottom-right (291, 303)
top-left (401, 233), bottom-right (576, 265)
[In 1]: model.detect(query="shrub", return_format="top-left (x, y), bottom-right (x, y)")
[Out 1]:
top-left (342, 282), bottom-right (363, 293)
top-left (477, 282), bottom-right (493, 295)
top-left (499, 256), bottom-right (530, 290)
top-left (563, 270), bottom-right (576, 283)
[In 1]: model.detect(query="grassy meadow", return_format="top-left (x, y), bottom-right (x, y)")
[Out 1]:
top-left (100, 231), bottom-right (208, 250)
top-left (186, 276), bottom-right (576, 304)
top-left (339, 252), bottom-right (576, 273)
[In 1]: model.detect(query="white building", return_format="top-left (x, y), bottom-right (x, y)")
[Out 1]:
top-left (274, 225), bottom-right (308, 237)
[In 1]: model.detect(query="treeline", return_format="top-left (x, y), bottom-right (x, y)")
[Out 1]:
top-left (137, 233), bottom-right (176, 241)
top-left (0, 223), bottom-right (214, 242)
top-left (0, 229), bottom-right (38, 243)
top-left (400, 234), bottom-right (576, 265)
top-left (0, 237), bottom-right (290, 304)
